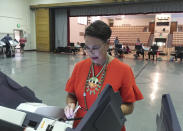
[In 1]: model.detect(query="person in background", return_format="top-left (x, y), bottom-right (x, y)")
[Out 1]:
top-left (75, 42), bottom-right (81, 48)
top-left (107, 41), bottom-right (113, 56)
top-left (134, 38), bottom-right (144, 59)
top-left (136, 38), bottom-right (141, 45)
top-left (74, 42), bottom-right (81, 53)
top-left (1, 34), bottom-right (12, 55)
top-left (80, 42), bottom-right (86, 55)
top-left (114, 36), bottom-right (119, 47)
top-left (19, 37), bottom-right (27, 53)
top-left (114, 36), bottom-right (120, 56)
top-left (126, 45), bottom-right (131, 54)
top-left (148, 44), bottom-right (159, 60)
top-left (64, 20), bottom-right (143, 131)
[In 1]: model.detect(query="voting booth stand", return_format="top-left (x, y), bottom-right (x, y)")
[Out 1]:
top-left (156, 94), bottom-right (181, 131)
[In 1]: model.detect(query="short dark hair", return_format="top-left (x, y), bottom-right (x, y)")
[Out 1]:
top-left (84, 20), bottom-right (111, 43)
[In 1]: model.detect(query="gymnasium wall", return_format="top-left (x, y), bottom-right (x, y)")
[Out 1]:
top-left (2, 0), bottom-right (183, 51)
top-left (0, 0), bottom-right (35, 50)
top-left (113, 15), bottom-right (154, 26)
top-left (70, 17), bottom-right (86, 44)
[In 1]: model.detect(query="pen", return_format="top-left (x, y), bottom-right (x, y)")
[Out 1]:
top-left (73, 105), bottom-right (81, 114)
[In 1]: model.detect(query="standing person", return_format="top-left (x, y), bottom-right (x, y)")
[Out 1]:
top-left (64, 20), bottom-right (143, 131)
top-left (19, 37), bottom-right (27, 53)
top-left (114, 36), bottom-right (119, 47)
top-left (1, 34), bottom-right (12, 56)
top-left (114, 36), bottom-right (120, 56)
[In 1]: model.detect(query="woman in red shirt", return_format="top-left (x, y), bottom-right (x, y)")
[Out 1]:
top-left (65, 20), bottom-right (143, 131)
top-left (19, 37), bottom-right (26, 53)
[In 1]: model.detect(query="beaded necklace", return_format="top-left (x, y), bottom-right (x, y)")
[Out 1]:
top-left (83, 56), bottom-right (109, 111)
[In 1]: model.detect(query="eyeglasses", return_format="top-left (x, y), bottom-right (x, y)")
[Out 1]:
top-left (83, 45), bottom-right (102, 52)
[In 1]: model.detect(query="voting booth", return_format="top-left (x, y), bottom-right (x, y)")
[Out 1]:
top-left (0, 72), bottom-right (125, 131)
top-left (156, 94), bottom-right (181, 131)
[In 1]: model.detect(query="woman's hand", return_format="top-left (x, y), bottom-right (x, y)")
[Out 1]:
top-left (121, 103), bottom-right (134, 115)
top-left (64, 103), bottom-right (76, 119)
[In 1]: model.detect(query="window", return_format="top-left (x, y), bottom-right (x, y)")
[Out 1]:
top-left (156, 22), bottom-right (169, 26)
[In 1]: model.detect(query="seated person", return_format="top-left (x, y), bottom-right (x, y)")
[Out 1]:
top-left (175, 53), bottom-right (183, 61)
top-left (74, 42), bottom-right (81, 52)
top-left (171, 46), bottom-right (183, 61)
top-left (123, 46), bottom-right (127, 54)
top-left (107, 44), bottom-right (114, 56)
top-left (115, 44), bottom-right (123, 57)
top-left (135, 44), bottom-right (144, 59)
top-left (123, 45), bottom-right (131, 54)
top-left (75, 42), bottom-right (81, 48)
top-left (148, 44), bottom-right (159, 60)
top-left (126, 45), bottom-right (131, 54)
top-left (69, 43), bottom-right (77, 54)
top-left (136, 38), bottom-right (141, 45)
top-left (80, 43), bottom-right (86, 55)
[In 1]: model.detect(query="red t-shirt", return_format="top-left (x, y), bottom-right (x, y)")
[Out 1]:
top-left (65, 58), bottom-right (143, 131)
top-left (19, 38), bottom-right (26, 44)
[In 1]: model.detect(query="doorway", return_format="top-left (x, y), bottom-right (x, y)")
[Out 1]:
top-left (13, 30), bottom-right (23, 49)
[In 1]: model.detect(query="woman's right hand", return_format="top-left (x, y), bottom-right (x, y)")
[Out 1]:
top-left (64, 103), bottom-right (76, 119)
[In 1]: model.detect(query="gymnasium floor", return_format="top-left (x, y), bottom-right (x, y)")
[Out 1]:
top-left (0, 51), bottom-right (183, 131)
